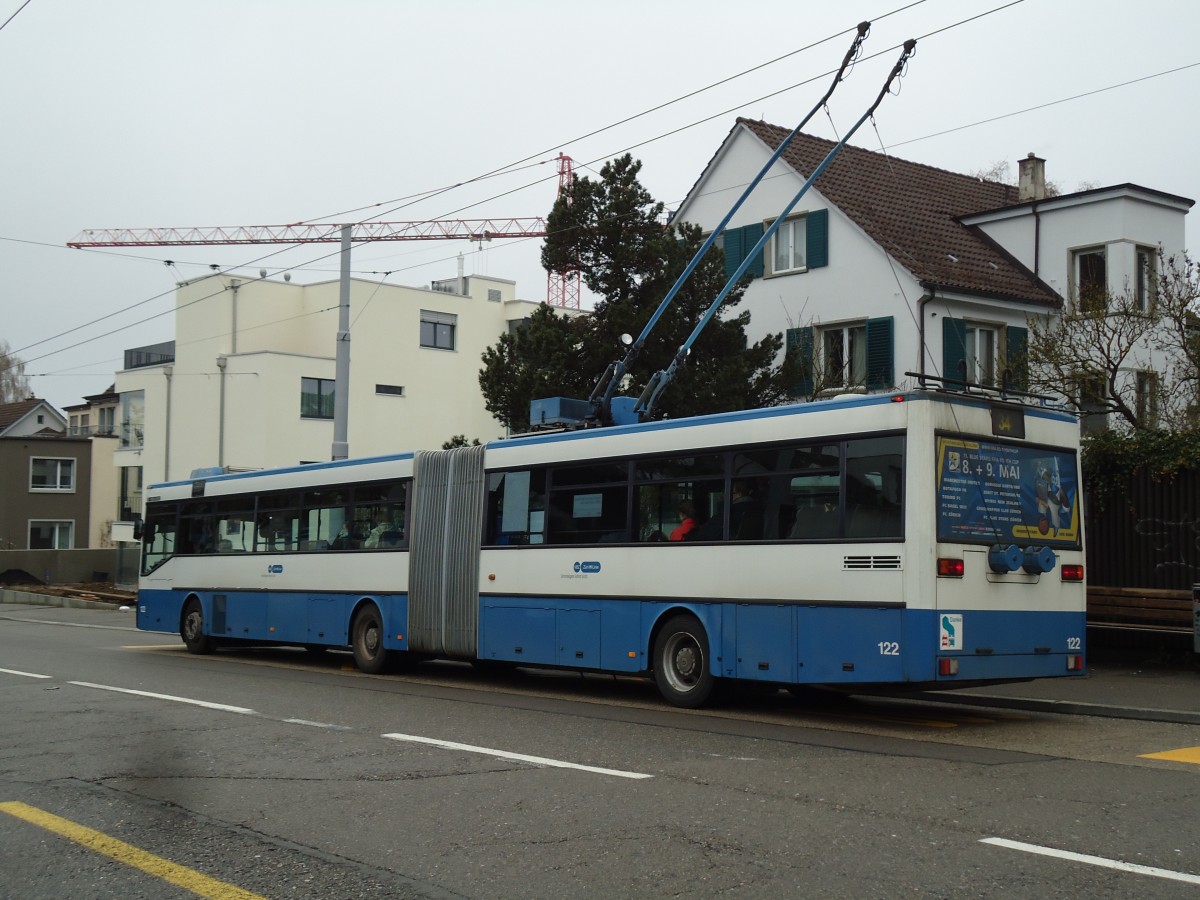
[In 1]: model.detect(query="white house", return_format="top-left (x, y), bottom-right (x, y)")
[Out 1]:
top-left (110, 271), bottom-right (544, 540)
top-left (674, 119), bottom-right (1192, 416)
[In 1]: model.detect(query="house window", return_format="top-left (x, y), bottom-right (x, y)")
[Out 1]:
top-left (30, 458), bottom-right (75, 492)
top-left (119, 390), bottom-right (144, 449)
top-left (772, 216), bottom-right (808, 274)
top-left (1136, 371), bottom-right (1159, 427)
top-left (1073, 246), bottom-right (1107, 312)
top-left (1077, 374), bottom-right (1109, 435)
top-left (420, 311), bottom-right (457, 350)
top-left (821, 323), bottom-right (867, 388)
top-left (1136, 246), bottom-right (1157, 313)
top-left (98, 406), bottom-right (115, 436)
top-left (29, 520), bottom-right (73, 550)
top-left (376, 384), bottom-right (405, 396)
top-left (300, 377), bottom-right (335, 419)
top-left (965, 325), bottom-right (997, 386)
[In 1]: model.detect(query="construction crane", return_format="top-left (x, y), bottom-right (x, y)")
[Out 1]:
top-left (67, 154), bottom-right (583, 310)
top-left (69, 155), bottom-right (582, 460)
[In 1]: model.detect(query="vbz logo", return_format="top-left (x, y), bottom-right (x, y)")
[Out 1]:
top-left (266, 564), bottom-right (284, 575)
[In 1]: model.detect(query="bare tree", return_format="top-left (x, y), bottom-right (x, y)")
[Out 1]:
top-left (0, 340), bottom-right (31, 403)
top-left (1150, 251), bottom-right (1200, 421)
top-left (1026, 250), bottom-right (1200, 431)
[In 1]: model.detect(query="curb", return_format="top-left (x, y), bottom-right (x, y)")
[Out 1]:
top-left (0, 588), bottom-right (126, 611)
top-left (907, 690), bottom-right (1200, 727)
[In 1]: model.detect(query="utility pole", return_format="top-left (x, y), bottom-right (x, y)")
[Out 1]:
top-left (333, 224), bottom-right (351, 460)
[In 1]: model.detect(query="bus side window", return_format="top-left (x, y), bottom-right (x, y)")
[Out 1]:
top-left (789, 482), bottom-right (839, 539)
top-left (486, 469), bottom-right (546, 545)
top-left (844, 436), bottom-right (904, 540)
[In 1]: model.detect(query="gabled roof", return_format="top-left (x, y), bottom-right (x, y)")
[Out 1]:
top-left (0, 398), bottom-right (42, 431)
top-left (0, 398), bottom-right (65, 437)
top-left (736, 118), bottom-right (1061, 307)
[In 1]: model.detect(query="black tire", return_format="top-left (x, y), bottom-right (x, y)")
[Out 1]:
top-left (181, 598), bottom-right (216, 655)
top-left (351, 604), bottom-right (389, 674)
top-left (652, 614), bottom-right (716, 708)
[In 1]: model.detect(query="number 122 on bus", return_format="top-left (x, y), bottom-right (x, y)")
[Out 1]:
top-left (135, 390), bottom-right (1086, 708)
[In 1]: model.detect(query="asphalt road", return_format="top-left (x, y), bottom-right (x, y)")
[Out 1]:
top-left (2, 602), bottom-right (1199, 898)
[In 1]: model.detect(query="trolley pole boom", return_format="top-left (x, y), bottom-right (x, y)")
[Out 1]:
top-left (637, 38), bottom-right (918, 421)
top-left (589, 22), bottom-right (873, 424)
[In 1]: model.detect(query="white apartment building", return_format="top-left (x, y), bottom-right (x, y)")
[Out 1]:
top-left (111, 271), bottom-right (543, 538)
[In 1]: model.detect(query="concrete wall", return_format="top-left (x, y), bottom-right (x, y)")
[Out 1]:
top-left (0, 548), bottom-right (119, 584)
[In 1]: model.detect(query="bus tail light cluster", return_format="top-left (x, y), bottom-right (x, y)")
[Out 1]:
top-left (1061, 564), bottom-right (1085, 582)
top-left (937, 558), bottom-right (964, 578)
top-left (1067, 654), bottom-right (1084, 672)
top-left (938, 658), bottom-right (958, 676)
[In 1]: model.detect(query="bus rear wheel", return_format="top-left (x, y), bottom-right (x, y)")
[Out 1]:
top-left (181, 599), bottom-right (216, 655)
top-left (352, 605), bottom-right (389, 674)
top-left (653, 614), bottom-right (715, 708)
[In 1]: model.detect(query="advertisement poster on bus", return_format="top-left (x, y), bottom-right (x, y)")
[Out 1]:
top-left (935, 436), bottom-right (1081, 548)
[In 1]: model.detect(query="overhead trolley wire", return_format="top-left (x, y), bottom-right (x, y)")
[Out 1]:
top-left (11, 0), bottom-right (1073, 379)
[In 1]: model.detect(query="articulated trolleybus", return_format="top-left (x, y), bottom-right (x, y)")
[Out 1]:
top-left (136, 388), bottom-right (1086, 707)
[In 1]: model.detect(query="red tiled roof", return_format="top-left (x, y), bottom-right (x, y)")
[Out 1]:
top-left (0, 398), bottom-right (43, 432)
top-left (737, 119), bottom-right (1061, 307)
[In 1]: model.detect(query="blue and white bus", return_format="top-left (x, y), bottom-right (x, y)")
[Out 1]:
top-left (136, 388), bottom-right (1086, 707)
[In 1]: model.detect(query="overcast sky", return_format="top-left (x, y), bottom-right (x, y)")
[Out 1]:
top-left (2, 0), bottom-right (1198, 412)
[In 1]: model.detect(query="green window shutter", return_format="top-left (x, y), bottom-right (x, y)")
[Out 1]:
top-left (1005, 325), bottom-right (1028, 391)
top-left (805, 209), bottom-right (828, 269)
top-left (942, 318), bottom-right (968, 387)
top-left (786, 326), bottom-right (814, 397)
top-left (865, 316), bottom-right (894, 390)
top-left (742, 223), bottom-right (764, 278)
top-left (722, 228), bottom-right (744, 282)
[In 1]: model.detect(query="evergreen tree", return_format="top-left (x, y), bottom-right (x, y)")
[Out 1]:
top-left (480, 154), bottom-right (797, 431)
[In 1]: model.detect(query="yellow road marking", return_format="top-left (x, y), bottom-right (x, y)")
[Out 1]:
top-left (1140, 747), bottom-right (1200, 765)
top-left (0, 802), bottom-right (266, 899)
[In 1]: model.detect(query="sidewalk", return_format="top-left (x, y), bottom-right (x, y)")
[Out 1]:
top-left (919, 652), bottom-right (1200, 725)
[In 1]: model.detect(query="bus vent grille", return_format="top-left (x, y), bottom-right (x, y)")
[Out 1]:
top-left (843, 555), bottom-right (902, 570)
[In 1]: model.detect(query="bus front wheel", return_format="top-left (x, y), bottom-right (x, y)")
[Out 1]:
top-left (181, 599), bottom-right (216, 655)
top-left (653, 614), bottom-right (715, 708)
top-left (352, 605), bottom-right (389, 674)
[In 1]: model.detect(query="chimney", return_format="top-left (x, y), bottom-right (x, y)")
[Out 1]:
top-left (1018, 152), bottom-right (1046, 201)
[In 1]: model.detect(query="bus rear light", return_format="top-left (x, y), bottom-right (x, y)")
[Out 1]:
top-left (1067, 654), bottom-right (1084, 671)
top-left (1061, 564), bottom-right (1085, 582)
top-left (937, 558), bottom-right (964, 577)
top-left (938, 658), bottom-right (958, 676)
